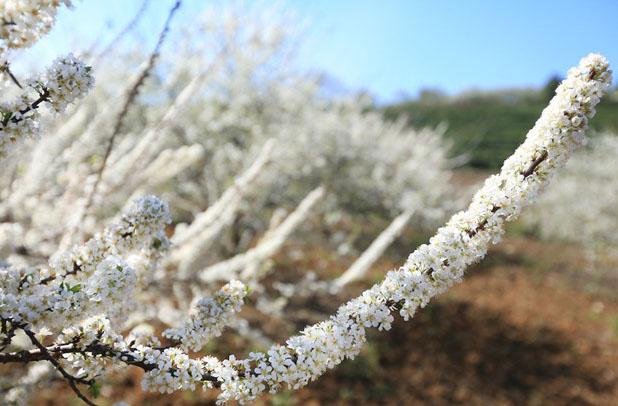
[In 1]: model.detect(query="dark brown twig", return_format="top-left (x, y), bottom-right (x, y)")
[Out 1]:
top-left (1, 89), bottom-right (50, 127)
top-left (1, 62), bottom-right (23, 88)
top-left (522, 150), bottom-right (548, 178)
top-left (0, 338), bottom-right (219, 383)
top-left (22, 328), bottom-right (98, 406)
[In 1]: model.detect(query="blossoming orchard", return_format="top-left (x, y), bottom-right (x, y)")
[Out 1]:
top-left (1, 1), bottom-right (616, 405)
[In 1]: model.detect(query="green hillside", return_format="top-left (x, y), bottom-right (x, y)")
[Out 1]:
top-left (383, 84), bottom-right (618, 168)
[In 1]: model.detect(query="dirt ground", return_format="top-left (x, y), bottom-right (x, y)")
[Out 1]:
top-left (28, 230), bottom-right (618, 406)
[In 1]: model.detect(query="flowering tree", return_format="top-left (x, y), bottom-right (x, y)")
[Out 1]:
top-left (0, 1), bottom-right (614, 405)
top-left (0, 4), bottom-right (453, 257)
top-left (0, 2), bottom-right (455, 343)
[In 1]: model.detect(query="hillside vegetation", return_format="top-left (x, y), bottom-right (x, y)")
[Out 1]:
top-left (384, 81), bottom-right (618, 168)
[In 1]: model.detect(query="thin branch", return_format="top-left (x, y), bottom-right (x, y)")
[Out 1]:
top-left (0, 338), bottom-right (219, 384)
top-left (1, 62), bottom-right (23, 88)
top-left (87, 0), bottom-right (181, 209)
top-left (62, 0), bottom-right (181, 248)
top-left (21, 328), bottom-right (98, 406)
top-left (94, 0), bottom-right (151, 63)
top-left (522, 149), bottom-right (548, 178)
top-left (1, 89), bottom-right (50, 127)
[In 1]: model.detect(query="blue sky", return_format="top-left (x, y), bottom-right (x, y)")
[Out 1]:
top-left (13, 0), bottom-right (618, 103)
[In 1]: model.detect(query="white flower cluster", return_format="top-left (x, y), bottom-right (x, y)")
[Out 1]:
top-left (0, 54), bottom-right (94, 158)
top-left (0, 0), bottom-right (72, 53)
top-left (30, 53), bottom-right (95, 113)
top-left (139, 349), bottom-right (220, 394)
top-left (59, 315), bottom-right (130, 379)
top-left (0, 257), bottom-right (136, 344)
top-left (50, 195), bottom-right (170, 278)
top-left (162, 281), bottom-right (248, 352)
top-left (51, 314), bottom-right (220, 393)
top-left (0, 196), bottom-right (170, 332)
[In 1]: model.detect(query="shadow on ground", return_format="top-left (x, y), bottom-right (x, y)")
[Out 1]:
top-left (304, 300), bottom-right (615, 406)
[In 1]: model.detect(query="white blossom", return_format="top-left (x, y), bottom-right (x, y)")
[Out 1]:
top-left (0, 0), bottom-right (72, 53)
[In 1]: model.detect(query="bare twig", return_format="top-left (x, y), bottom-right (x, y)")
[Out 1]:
top-left (61, 0), bottom-right (181, 249)
top-left (94, 0), bottom-right (151, 63)
top-left (87, 0), bottom-right (182, 209)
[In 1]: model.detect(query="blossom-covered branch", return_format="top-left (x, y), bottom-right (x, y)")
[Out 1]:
top-left (162, 281), bottom-right (247, 352)
top-left (60, 0), bottom-right (180, 250)
top-left (0, 54), bottom-right (94, 158)
top-left (187, 54), bottom-right (611, 404)
top-left (0, 196), bottom-right (170, 332)
top-left (0, 0), bottom-right (72, 53)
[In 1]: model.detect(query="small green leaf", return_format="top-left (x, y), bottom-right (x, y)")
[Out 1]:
top-left (87, 154), bottom-right (100, 165)
top-left (116, 265), bottom-right (123, 272)
top-left (152, 238), bottom-right (162, 249)
top-left (69, 284), bottom-right (82, 293)
top-left (88, 381), bottom-right (102, 398)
